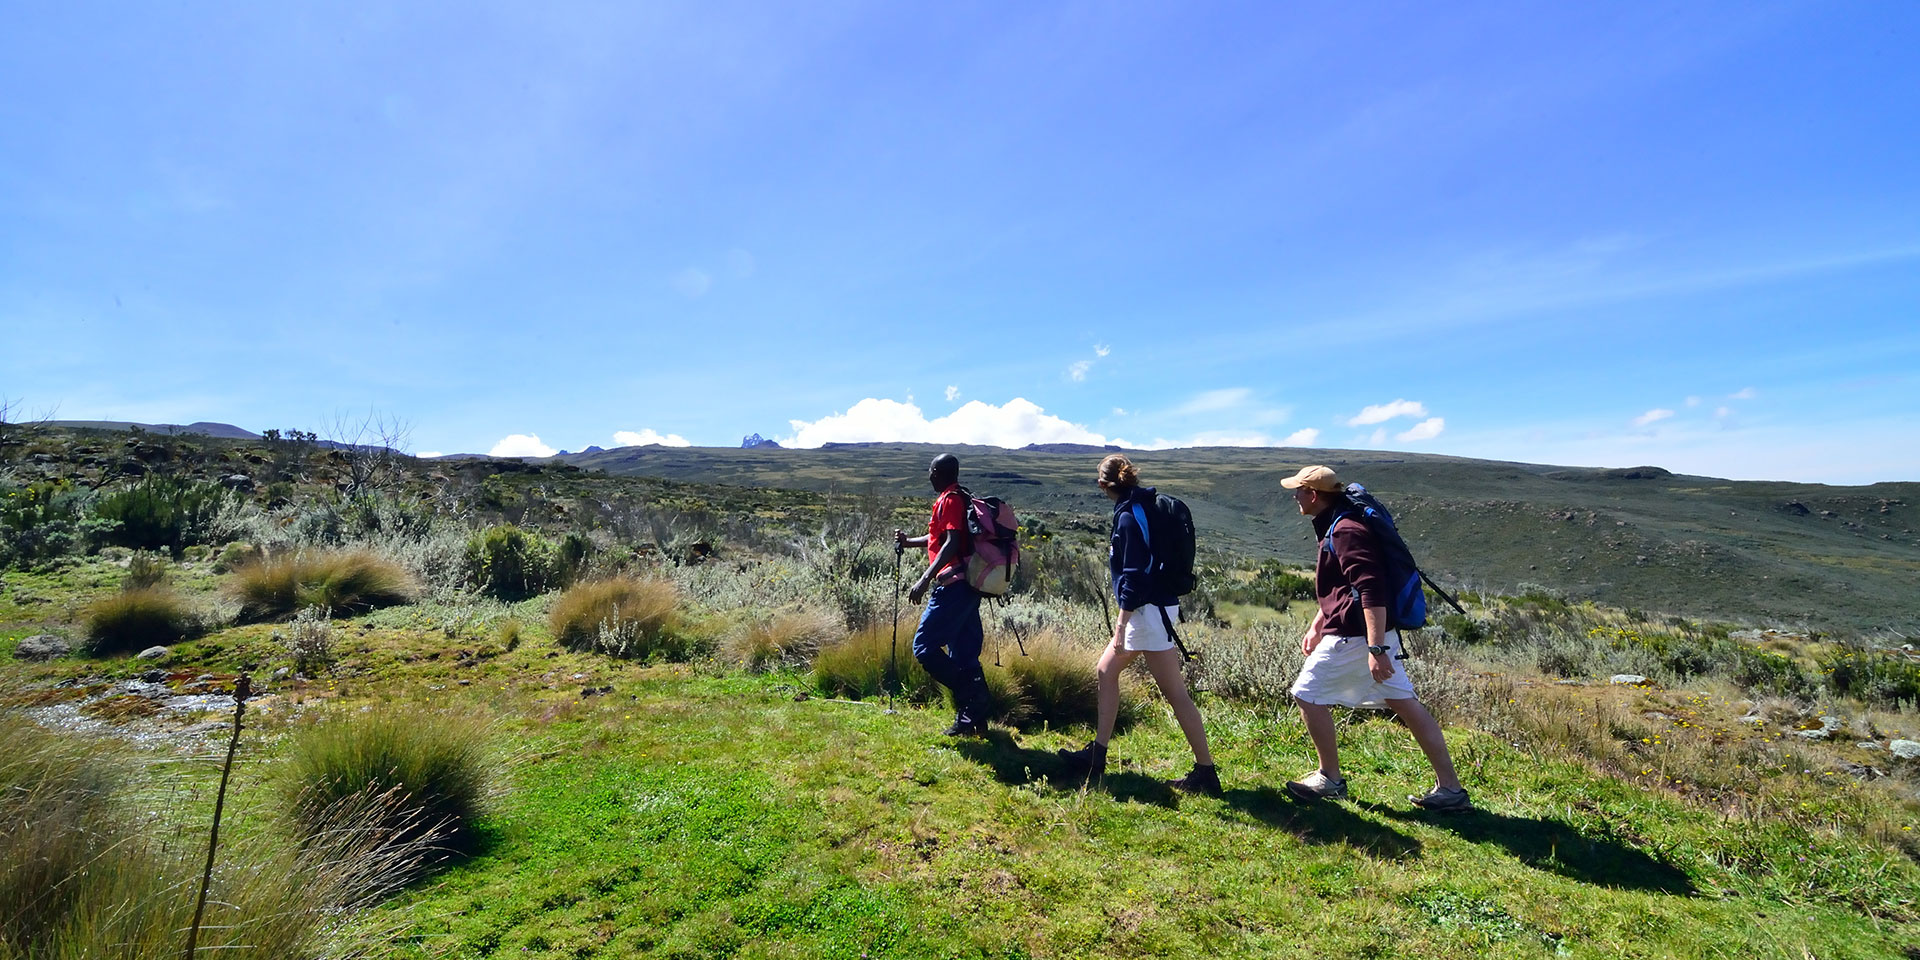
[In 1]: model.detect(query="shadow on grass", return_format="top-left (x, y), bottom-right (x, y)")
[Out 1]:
top-left (951, 732), bottom-right (1176, 808)
top-left (1381, 808), bottom-right (1696, 895)
top-left (1218, 788), bottom-right (1422, 861)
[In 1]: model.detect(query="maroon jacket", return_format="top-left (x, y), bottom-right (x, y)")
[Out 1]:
top-left (1312, 504), bottom-right (1388, 638)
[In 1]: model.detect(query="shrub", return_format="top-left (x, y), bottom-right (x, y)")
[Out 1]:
top-left (726, 609), bottom-right (843, 672)
top-left (813, 624), bottom-right (940, 702)
top-left (82, 586), bottom-right (196, 655)
top-left (464, 524), bottom-right (558, 601)
top-left (548, 577), bottom-right (691, 660)
top-left (282, 707), bottom-right (494, 865)
top-left (92, 475), bottom-right (236, 556)
top-left (214, 540), bottom-right (261, 572)
top-left (1822, 647), bottom-right (1920, 707)
top-left (0, 479), bottom-right (112, 568)
top-left (228, 549), bottom-right (419, 621)
top-left (284, 605), bottom-right (337, 675)
top-left (122, 550), bottom-right (169, 589)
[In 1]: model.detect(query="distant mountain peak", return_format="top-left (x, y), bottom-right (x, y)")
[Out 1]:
top-left (741, 433), bottom-right (781, 449)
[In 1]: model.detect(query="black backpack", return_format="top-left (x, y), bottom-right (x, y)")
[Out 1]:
top-left (1128, 493), bottom-right (1199, 661)
top-left (1130, 494), bottom-right (1197, 597)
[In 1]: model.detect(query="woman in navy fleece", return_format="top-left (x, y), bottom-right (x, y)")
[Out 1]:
top-left (1057, 454), bottom-right (1219, 795)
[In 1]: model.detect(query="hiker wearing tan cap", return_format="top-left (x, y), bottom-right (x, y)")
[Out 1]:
top-left (1279, 464), bottom-right (1470, 811)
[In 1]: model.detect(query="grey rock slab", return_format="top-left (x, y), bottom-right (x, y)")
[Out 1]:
top-left (1890, 740), bottom-right (1920, 760)
top-left (14, 634), bottom-right (70, 660)
top-left (1609, 674), bottom-right (1649, 685)
top-left (135, 645), bottom-right (171, 662)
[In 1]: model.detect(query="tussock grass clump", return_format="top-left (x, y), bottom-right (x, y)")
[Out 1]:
top-left (228, 549), bottom-right (419, 621)
top-left (813, 624), bottom-right (940, 702)
top-left (1, 712), bottom-right (414, 959)
top-left (549, 577), bottom-right (693, 660)
top-left (726, 608), bottom-right (843, 672)
top-left (998, 630), bottom-right (1145, 730)
top-left (283, 707), bottom-right (494, 864)
top-left (81, 586), bottom-right (196, 655)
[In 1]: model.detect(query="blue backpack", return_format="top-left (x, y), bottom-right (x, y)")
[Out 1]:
top-left (1322, 482), bottom-right (1455, 631)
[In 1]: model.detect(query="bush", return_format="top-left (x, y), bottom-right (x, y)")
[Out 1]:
top-left (228, 549), bottom-right (419, 621)
top-left (122, 551), bottom-right (169, 589)
top-left (1822, 647), bottom-right (1920, 707)
top-left (0, 479), bottom-right (112, 568)
top-left (92, 475), bottom-right (236, 556)
top-left (214, 541), bottom-right (261, 573)
top-left (282, 707), bottom-right (494, 865)
top-left (813, 624), bottom-right (940, 702)
top-left (82, 587), bottom-right (196, 655)
top-left (726, 608), bottom-right (843, 672)
top-left (465, 524), bottom-right (559, 600)
top-left (548, 577), bottom-right (691, 660)
top-left (284, 605), bottom-right (336, 675)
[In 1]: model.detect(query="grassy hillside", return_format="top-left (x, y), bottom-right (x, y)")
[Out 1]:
top-left (563, 443), bottom-right (1920, 633)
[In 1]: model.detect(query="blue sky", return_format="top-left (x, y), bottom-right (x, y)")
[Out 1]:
top-left (3, 2), bottom-right (1916, 482)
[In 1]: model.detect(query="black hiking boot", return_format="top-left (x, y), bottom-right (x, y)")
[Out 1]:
top-left (1056, 740), bottom-right (1107, 781)
top-left (1168, 763), bottom-right (1222, 797)
top-left (943, 719), bottom-right (986, 737)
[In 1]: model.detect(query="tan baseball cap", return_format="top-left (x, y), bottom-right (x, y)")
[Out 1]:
top-left (1280, 464), bottom-right (1342, 492)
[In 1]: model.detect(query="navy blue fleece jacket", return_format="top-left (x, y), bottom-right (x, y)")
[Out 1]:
top-left (1110, 486), bottom-right (1179, 612)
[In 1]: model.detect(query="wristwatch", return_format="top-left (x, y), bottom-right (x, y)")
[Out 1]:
top-left (1366, 644), bottom-right (1391, 657)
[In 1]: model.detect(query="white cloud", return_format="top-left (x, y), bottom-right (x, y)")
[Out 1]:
top-left (945, 385), bottom-right (960, 402)
top-left (1715, 406), bottom-right (1733, 418)
top-left (1068, 360), bottom-right (1093, 382)
top-left (1094, 344), bottom-right (1111, 358)
top-left (613, 428), bottom-right (691, 447)
top-left (1368, 427), bottom-right (1389, 446)
top-left (1112, 407), bottom-right (1128, 416)
top-left (672, 267), bottom-right (711, 298)
top-left (1395, 417), bottom-right (1445, 441)
top-left (1633, 408), bottom-right (1675, 427)
top-left (490, 434), bottom-right (556, 457)
top-left (1173, 387), bottom-right (1253, 415)
top-left (1685, 396), bottom-right (1702, 407)
top-left (1282, 428), bottom-right (1321, 446)
top-left (1729, 387), bottom-right (1757, 400)
top-left (415, 451), bottom-right (443, 459)
top-left (784, 397), bottom-right (1110, 449)
top-left (1347, 399), bottom-right (1429, 426)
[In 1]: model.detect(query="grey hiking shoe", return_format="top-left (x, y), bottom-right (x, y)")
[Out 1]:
top-left (1168, 764), bottom-right (1222, 796)
top-left (1408, 785), bottom-right (1472, 812)
top-left (1284, 770), bottom-right (1348, 801)
top-left (1056, 740), bottom-right (1107, 779)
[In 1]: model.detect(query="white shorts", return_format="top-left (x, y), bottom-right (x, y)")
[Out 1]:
top-left (1121, 604), bottom-right (1181, 653)
top-left (1289, 630), bottom-right (1416, 708)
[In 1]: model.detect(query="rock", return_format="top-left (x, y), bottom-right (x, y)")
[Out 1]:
top-left (1794, 716), bottom-right (1845, 740)
top-left (1857, 741), bottom-right (1883, 750)
top-left (1738, 715), bottom-right (1766, 725)
top-left (1609, 674), bottom-right (1649, 686)
top-left (1890, 740), bottom-right (1920, 760)
top-left (140, 669), bottom-right (167, 683)
top-left (219, 474), bottom-right (254, 491)
top-left (14, 634), bottom-right (71, 660)
top-left (271, 667), bottom-right (291, 680)
top-left (136, 645), bottom-right (172, 662)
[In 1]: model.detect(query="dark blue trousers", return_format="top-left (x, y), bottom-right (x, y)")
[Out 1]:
top-left (911, 582), bottom-right (990, 727)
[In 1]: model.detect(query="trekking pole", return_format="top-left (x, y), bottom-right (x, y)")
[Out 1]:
top-left (184, 673), bottom-right (250, 960)
top-left (1420, 570), bottom-right (1469, 617)
top-left (887, 541), bottom-right (903, 715)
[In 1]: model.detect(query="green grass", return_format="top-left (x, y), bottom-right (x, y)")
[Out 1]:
top-left (80, 585), bottom-right (196, 654)
top-left (229, 549), bottom-right (419, 621)
top-left (369, 670), bottom-right (1920, 959)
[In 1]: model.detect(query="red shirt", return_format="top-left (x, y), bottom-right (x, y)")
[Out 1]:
top-left (927, 484), bottom-right (969, 580)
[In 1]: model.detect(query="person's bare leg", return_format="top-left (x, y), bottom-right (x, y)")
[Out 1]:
top-left (1385, 698), bottom-right (1462, 790)
top-left (1295, 697), bottom-right (1342, 779)
top-left (1093, 643), bottom-right (1136, 746)
top-left (1141, 649), bottom-right (1212, 766)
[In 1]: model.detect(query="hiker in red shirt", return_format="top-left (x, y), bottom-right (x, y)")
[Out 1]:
top-left (893, 453), bottom-right (991, 736)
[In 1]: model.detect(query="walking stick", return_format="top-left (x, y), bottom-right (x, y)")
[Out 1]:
top-left (184, 674), bottom-right (250, 960)
top-left (887, 541), bottom-right (903, 715)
